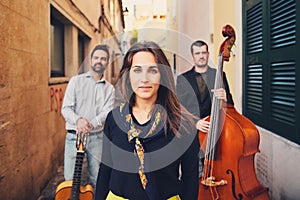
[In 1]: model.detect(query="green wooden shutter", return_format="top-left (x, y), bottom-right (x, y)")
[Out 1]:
top-left (243, 0), bottom-right (299, 144)
top-left (269, 0), bottom-right (296, 127)
top-left (245, 1), bottom-right (264, 115)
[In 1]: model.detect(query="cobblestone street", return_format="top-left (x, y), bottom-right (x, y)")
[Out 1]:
top-left (38, 166), bottom-right (64, 200)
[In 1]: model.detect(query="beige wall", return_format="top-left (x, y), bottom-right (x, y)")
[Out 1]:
top-left (0, 0), bottom-right (123, 199)
top-left (176, 0), bottom-right (213, 75)
top-left (175, 0), bottom-right (241, 111)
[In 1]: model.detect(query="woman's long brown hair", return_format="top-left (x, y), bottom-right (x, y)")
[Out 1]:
top-left (117, 41), bottom-right (195, 137)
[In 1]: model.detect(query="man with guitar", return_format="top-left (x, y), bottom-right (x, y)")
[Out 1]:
top-left (61, 44), bottom-right (115, 189)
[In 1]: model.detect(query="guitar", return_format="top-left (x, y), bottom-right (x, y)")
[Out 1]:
top-left (55, 133), bottom-right (94, 200)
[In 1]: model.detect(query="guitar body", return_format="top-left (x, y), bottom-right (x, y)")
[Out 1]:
top-left (55, 180), bottom-right (94, 200)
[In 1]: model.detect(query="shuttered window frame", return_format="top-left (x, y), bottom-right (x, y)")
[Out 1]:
top-left (243, 0), bottom-right (300, 144)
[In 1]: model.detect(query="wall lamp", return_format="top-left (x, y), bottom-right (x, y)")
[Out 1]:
top-left (123, 7), bottom-right (129, 15)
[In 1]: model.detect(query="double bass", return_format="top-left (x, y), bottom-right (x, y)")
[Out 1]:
top-left (198, 25), bottom-right (270, 200)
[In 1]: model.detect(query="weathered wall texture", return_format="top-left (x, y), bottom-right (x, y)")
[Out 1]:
top-left (0, 1), bottom-right (56, 199)
top-left (0, 0), bottom-right (123, 199)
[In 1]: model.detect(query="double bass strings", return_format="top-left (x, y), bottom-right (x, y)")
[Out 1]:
top-left (203, 53), bottom-right (224, 180)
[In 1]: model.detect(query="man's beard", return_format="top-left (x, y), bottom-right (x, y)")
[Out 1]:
top-left (196, 59), bottom-right (208, 68)
top-left (92, 63), bottom-right (105, 74)
top-left (196, 63), bottom-right (207, 68)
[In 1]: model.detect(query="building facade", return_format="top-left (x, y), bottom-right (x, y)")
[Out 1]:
top-left (123, 0), bottom-right (300, 199)
top-left (0, 0), bottom-right (124, 199)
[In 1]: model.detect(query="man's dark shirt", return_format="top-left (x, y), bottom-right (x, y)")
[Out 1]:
top-left (176, 66), bottom-right (234, 119)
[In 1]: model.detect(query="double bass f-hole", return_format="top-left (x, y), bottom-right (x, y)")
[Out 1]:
top-left (226, 169), bottom-right (243, 200)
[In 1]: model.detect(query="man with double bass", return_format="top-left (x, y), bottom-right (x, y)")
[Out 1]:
top-left (176, 39), bottom-right (234, 133)
top-left (176, 40), bottom-right (234, 177)
top-left (177, 32), bottom-right (270, 199)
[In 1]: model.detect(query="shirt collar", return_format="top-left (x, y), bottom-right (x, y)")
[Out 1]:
top-left (193, 66), bottom-right (208, 76)
top-left (193, 67), bottom-right (202, 76)
top-left (85, 71), bottom-right (106, 84)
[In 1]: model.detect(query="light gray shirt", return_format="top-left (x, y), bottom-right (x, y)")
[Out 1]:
top-left (61, 71), bottom-right (115, 133)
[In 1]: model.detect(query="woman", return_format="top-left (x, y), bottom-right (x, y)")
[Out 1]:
top-left (95, 41), bottom-right (199, 200)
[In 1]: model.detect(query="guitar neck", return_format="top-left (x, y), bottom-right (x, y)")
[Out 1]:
top-left (70, 150), bottom-right (84, 200)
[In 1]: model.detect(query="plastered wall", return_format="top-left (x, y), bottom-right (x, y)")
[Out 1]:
top-left (0, 0), bottom-right (103, 199)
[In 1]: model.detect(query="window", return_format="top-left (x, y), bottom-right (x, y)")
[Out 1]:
top-left (50, 5), bottom-right (90, 83)
top-left (78, 34), bottom-right (85, 74)
top-left (50, 18), bottom-right (64, 77)
top-left (243, 0), bottom-right (299, 144)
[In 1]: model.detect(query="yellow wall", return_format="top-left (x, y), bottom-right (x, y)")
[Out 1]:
top-left (213, 0), bottom-right (243, 110)
top-left (213, 0), bottom-right (238, 107)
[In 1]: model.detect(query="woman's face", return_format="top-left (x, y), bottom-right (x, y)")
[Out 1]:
top-left (129, 51), bottom-right (161, 102)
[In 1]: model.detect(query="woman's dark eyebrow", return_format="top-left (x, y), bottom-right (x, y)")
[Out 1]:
top-left (131, 65), bottom-right (158, 68)
top-left (131, 65), bottom-right (142, 68)
top-left (148, 65), bottom-right (158, 69)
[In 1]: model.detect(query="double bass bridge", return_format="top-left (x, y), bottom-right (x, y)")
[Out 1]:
top-left (201, 176), bottom-right (228, 187)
